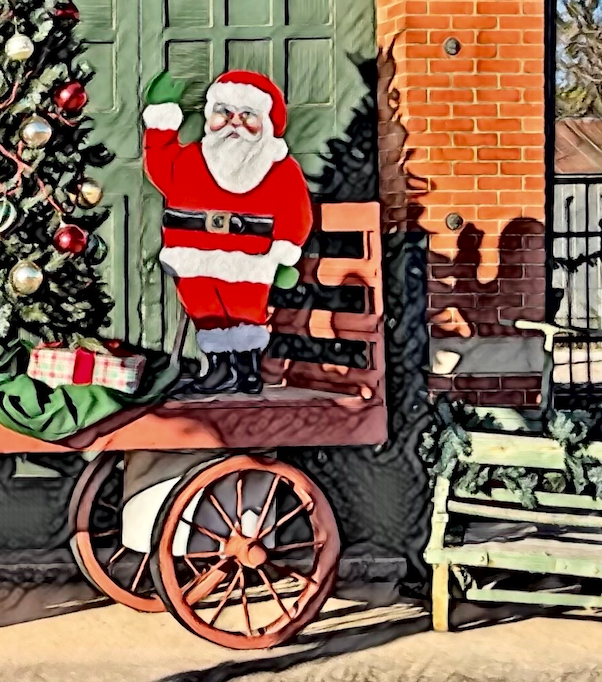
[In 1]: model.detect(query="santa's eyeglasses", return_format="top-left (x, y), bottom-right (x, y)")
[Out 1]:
top-left (212, 103), bottom-right (261, 127)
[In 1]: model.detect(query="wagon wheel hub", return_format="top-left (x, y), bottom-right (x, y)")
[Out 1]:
top-left (225, 533), bottom-right (268, 569)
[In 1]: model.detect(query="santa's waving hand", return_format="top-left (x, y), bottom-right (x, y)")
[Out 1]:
top-left (142, 71), bottom-right (313, 395)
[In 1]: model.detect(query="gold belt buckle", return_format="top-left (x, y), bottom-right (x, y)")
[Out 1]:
top-left (205, 211), bottom-right (232, 234)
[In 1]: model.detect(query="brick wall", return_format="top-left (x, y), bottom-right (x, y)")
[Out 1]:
top-left (376, 0), bottom-right (547, 408)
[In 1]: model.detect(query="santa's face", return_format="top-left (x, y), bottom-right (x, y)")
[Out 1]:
top-left (202, 100), bottom-right (288, 195)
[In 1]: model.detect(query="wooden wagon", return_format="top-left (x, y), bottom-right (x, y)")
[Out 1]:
top-left (0, 202), bottom-right (388, 649)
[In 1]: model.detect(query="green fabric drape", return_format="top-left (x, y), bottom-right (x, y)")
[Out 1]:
top-left (0, 339), bottom-right (180, 443)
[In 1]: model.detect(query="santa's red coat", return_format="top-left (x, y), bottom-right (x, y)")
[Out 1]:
top-left (143, 128), bottom-right (313, 352)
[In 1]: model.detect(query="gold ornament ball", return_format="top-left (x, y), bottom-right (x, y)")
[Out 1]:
top-left (10, 261), bottom-right (43, 297)
top-left (77, 178), bottom-right (103, 208)
top-left (21, 116), bottom-right (53, 148)
top-left (5, 33), bottom-right (34, 61)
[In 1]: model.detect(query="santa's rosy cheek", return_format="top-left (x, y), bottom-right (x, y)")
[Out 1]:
top-left (208, 114), bottom-right (228, 131)
top-left (244, 116), bottom-right (262, 135)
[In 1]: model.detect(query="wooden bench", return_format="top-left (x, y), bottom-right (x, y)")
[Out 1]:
top-left (425, 430), bottom-right (602, 631)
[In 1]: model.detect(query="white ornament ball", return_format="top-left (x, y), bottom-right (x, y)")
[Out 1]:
top-left (0, 198), bottom-right (17, 235)
top-left (10, 261), bottom-right (43, 297)
top-left (5, 34), bottom-right (34, 62)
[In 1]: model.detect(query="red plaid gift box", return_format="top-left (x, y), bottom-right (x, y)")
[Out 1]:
top-left (27, 340), bottom-right (146, 394)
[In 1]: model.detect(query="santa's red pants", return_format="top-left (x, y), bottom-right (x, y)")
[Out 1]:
top-left (175, 276), bottom-right (271, 353)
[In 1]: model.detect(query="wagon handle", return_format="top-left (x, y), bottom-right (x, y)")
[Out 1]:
top-left (170, 306), bottom-right (190, 370)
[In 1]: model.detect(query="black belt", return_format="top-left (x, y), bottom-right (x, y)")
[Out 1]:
top-left (163, 208), bottom-right (274, 237)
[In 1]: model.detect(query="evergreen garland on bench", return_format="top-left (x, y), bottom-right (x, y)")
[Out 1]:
top-left (418, 397), bottom-right (602, 509)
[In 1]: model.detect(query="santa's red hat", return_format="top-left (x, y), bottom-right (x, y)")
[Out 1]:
top-left (205, 70), bottom-right (287, 137)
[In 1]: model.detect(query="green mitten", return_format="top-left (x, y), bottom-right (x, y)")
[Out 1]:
top-left (274, 265), bottom-right (300, 290)
top-left (145, 72), bottom-right (187, 106)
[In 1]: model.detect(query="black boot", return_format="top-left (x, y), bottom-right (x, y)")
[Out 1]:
top-left (235, 349), bottom-right (264, 395)
top-left (188, 352), bottom-right (238, 394)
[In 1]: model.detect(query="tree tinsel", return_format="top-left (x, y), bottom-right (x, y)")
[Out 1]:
top-left (0, 0), bottom-right (114, 345)
top-left (419, 396), bottom-right (602, 509)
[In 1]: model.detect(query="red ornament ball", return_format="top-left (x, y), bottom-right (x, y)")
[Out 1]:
top-left (54, 2), bottom-right (80, 20)
top-left (53, 224), bottom-right (88, 255)
top-left (53, 81), bottom-right (88, 114)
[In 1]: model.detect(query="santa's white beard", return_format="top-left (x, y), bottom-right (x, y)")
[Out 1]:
top-left (202, 127), bottom-right (288, 194)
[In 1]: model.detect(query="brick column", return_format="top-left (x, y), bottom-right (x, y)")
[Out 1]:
top-left (376, 0), bottom-right (546, 407)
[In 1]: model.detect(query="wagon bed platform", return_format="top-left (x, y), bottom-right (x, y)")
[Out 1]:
top-left (0, 385), bottom-right (387, 454)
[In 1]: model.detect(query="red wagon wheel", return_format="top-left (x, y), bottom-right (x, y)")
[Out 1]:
top-left (69, 452), bottom-right (164, 613)
top-left (150, 455), bottom-right (340, 649)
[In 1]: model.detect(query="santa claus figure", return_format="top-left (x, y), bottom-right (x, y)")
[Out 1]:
top-left (142, 70), bottom-right (313, 394)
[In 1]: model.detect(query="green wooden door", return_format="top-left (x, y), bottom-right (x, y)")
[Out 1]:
top-left (79, 0), bottom-right (376, 353)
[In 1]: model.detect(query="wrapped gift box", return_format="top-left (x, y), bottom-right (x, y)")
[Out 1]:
top-left (27, 341), bottom-right (146, 394)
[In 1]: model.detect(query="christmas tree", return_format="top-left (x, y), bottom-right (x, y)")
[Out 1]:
top-left (0, 0), bottom-right (113, 345)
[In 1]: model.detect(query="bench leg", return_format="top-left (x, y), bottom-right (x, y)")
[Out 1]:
top-left (432, 562), bottom-right (450, 632)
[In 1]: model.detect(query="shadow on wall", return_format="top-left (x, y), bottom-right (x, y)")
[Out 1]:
top-left (281, 42), bottom-right (432, 588)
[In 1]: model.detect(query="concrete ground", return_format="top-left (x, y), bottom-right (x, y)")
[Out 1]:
top-left (0, 582), bottom-right (602, 682)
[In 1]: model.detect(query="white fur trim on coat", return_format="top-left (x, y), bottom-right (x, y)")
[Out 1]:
top-left (196, 324), bottom-right (270, 353)
top-left (205, 82), bottom-right (273, 118)
top-left (159, 240), bottom-right (303, 283)
top-left (143, 103), bottom-right (183, 131)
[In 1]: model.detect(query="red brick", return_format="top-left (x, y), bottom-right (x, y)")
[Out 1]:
top-left (501, 375), bottom-right (542, 390)
top-left (477, 118), bottom-right (522, 132)
top-left (454, 103), bottom-right (498, 117)
top-left (477, 59), bottom-right (521, 73)
top-left (430, 89), bottom-right (474, 102)
top-left (431, 147), bottom-right (475, 161)
top-left (500, 103), bottom-right (544, 117)
top-left (405, 15), bottom-right (451, 28)
top-left (477, 176), bottom-right (522, 190)
top-left (430, 59), bottom-right (475, 73)
top-left (455, 375), bottom-right (501, 390)
top-left (477, 89), bottom-right (520, 102)
top-left (499, 44), bottom-right (544, 59)
top-left (477, 1), bottom-right (521, 13)
top-left (477, 30), bottom-right (521, 44)
top-left (454, 132), bottom-right (498, 146)
top-left (478, 390), bottom-right (524, 407)
top-left (455, 74), bottom-right (499, 88)
top-left (455, 161), bottom-right (499, 175)
top-left (406, 74), bottom-right (451, 87)
top-left (431, 1), bottom-right (475, 12)
top-left (431, 118), bottom-right (475, 132)
top-left (501, 161), bottom-right (543, 174)
top-left (453, 16), bottom-right (498, 29)
top-left (478, 147), bottom-right (521, 160)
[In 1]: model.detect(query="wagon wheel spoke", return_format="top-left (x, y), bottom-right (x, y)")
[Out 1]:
top-left (130, 553), bottom-right (149, 592)
top-left (270, 540), bottom-right (324, 555)
top-left (184, 557), bottom-right (231, 606)
top-left (256, 567), bottom-right (291, 621)
top-left (97, 500), bottom-right (119, 513)
top-left (240, 568), bottom-right (252, 636)
top-left (266, 560), bottom-right (316, 586)
top-left (252, 475), bottom-right (281, 539)
top-left (236, 473), bottom-right (244, 530)
top-left (185, 550), bottom-right (222, 561)
top-left (258, 500), bottom-right (311, 541)
top-left (106, 546), bottom-right (127, 576)
top-left (209, 493), bottom-right (236, 533)
top-left (209, 566), bottom-right (243, 627)
top-left (180, 517), bottom-right (226, 545)
top-left (92, 528), bottom-right (119, 539)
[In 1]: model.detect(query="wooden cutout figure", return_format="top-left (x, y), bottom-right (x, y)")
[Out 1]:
top-left (143, 71), bottom-right (313, 394)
